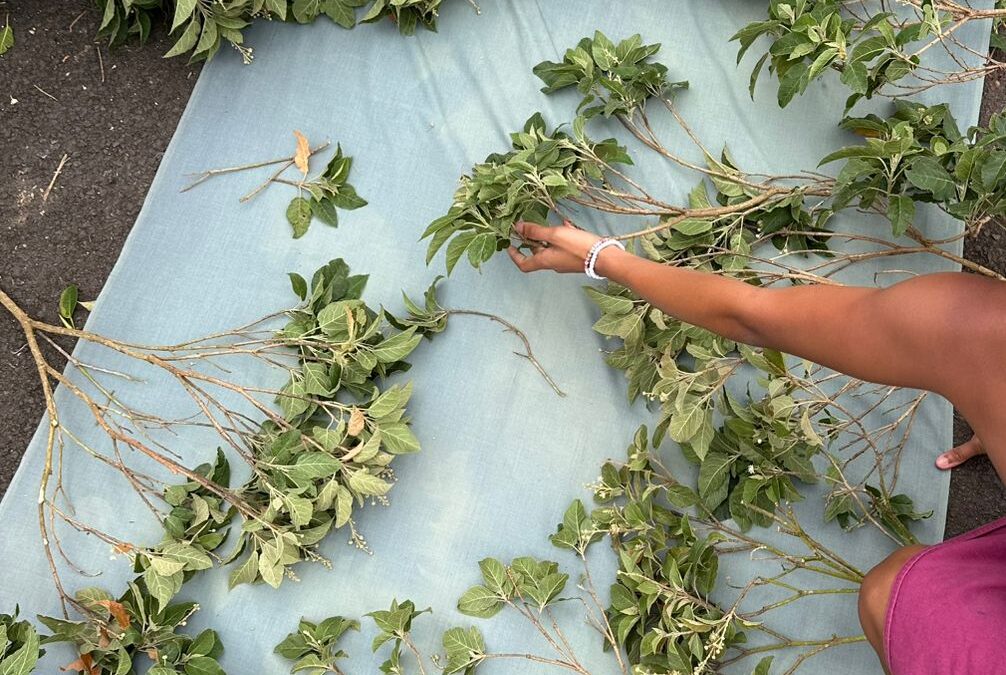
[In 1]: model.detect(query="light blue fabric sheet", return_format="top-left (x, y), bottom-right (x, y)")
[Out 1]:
top-left (0, 2), bottom-right (992, 672)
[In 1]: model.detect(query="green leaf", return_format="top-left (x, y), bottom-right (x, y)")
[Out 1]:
top-left (330, 184), bottom-right (367, 210)
top-left (335, 485), bottom-right (353, 527)
top-left (311, 198), bottom-right (339, 227)
top-left (287, 197), bottom-right (314, 238)
top-left (368, 383), bottom-right (412, 419)
top-left (457, 585), bottom-right (503, 618)
top-left (478, 558), bottom-right (511, 596)
top-left (777, 63), bottom-right (807, 107)
top-left (445, 231), bottom-right (477, 275)
top-left (669, 399), bottom-right (705, 445)
top-left (466, 232), bottom-right (497, 269)
top-left (58, 284), bottom-right (78, 319)
top-left (839, 61), bottom-right (868, 95)
top-left (288, 272), bottom-right (308, 301)
top-left (171, 0), bottom-right (198, 31)
top-left (0, 21), bottom-right (13, 57)
top-left (143, 566), bottom-right (182, 611)
top-left (886, 193), bottom-right (915, 236)
top-left (380, 423), bottom-right (420, 454)
top-left (324, 0), bottom-right (357, 28)
top-left (292, 0), bottom-right (324, 22)
top-left (289, 452), bottom-right (342, 481)
top-left (361, 0), bottom-right (387, 22)
top-left (183, 656), bottom-right (225, 675)
top-left (370, 327), bottom-right (421, 363)
top-left (164, 17), bottom-right (201, 58)
top-left (0, 627), bottom-right (38, 675)
top-left (753, 655), bottom-right (774, 675)
top-left (442, 626), bottom-right (485, 673)
top-left (980, 151), bottom-right (1006, 190)
top-left (523, 572), bottom-right (568, 609)
top-left (584, 287), bottom-right (633, 315)
top-left (228, 551), bottom-right (259, 589)
top-left (259, 548), bottom-right (285, 589)
top-left (698, 452), bottom-right (734, 511)
top-left (905, 156), bottom-right (955, 202)
top-left (673, 218), bottom-right (713, 235)
top-left (161, 541), bottom-right (213, 571)
top-left (348, 469), bottom-right (390, 496)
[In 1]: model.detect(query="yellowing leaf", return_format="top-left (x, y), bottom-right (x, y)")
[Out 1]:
top-left (347, 407), bottom-right (365, 436)
top-left (293, 129), bottom-right (310, 177)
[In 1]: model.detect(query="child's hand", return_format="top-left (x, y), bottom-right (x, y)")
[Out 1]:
top-left (507, 220), bottom-right (603, 274)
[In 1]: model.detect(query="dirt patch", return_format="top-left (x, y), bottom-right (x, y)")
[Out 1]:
top-left (0, 1), bottom-right (199, 496)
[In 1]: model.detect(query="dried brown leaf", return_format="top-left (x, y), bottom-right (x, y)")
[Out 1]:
top-left (97, 599), bottom-right (131, 630)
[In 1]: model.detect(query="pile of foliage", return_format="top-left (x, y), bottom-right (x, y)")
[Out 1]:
top-left (96, 0), bottom-right (461, 62)
top-left (422, 111), bottom-right (632, 273)
top-left (268, 428), bottom-right (873, 674)
top-left (733, 0), bottom-right (1005, 108)
top-left (4, 258), bottom-right (440, 671)
top-left (825, 101), bottom-right (1006, 234)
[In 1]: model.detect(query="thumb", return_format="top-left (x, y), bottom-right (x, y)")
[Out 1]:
top-left (936, 434), bottom-right (985, 470)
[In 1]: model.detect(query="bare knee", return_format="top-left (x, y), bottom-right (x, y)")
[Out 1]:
top-left (858, 544), bottom-right (927, 671)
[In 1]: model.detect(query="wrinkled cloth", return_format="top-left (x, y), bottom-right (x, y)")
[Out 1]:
top-left (886, 516), bottom-right (1006, 675)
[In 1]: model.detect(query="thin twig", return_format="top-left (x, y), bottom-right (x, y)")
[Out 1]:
top-left (180, 141), bottom-right (330, 193)
top-left (95, 45), bottom-right (105, 84)
top-left (443, 309), bottom-right (566, 397)
top-left (33, 84), bottom-right (57, 101)
top-left (43, 153), bottom-right (69, 202)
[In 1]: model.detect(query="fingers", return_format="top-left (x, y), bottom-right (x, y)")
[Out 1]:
top-left (514, 221), bottom-right (554, 244)
top-left (507, 246), bottom-right (550, 273)
top-left (935, 434), bottom-right (985, 470)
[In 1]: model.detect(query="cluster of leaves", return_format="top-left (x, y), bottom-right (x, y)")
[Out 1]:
top-left (552, 436), bottom-right (750, 674)
top-left (348, 0), bottom-right (446, 35)
top-left (589, 281), bottom-right (933, 544)
top-left (825, 101), bottom-right (1006, 235)
top-left (20, 259), bottom-right (457, 673)
top-left (647, 173), bottom-right (831, 274)
top-left (35, 453), bottom-right (231, 673)
top-left (366, 599), bottom-right (431, 674)
top-left (825, 476), bottom-right (933, 545)
top-left (274, 601), bottom-right (486, 675)
top-left (427, 31), bottom-right (835, 277)
top-left (274, 615), bottom-right (359, 674)
top-left (457, 556), bottom-right (569, 618)
top-left (0, 609), bottom-right (41, 675)
top-left (135, 450), bottom-right (235, 612)
top-left (39, 585), bottom-right (225, 675)
top-left (734, 0), bottom-right (941, 108)
top-left (94, 0), bottom-right (449, 63)
top-left (286, 145), bottom-right (368, 239)
top-left (532, 31), bottom-right (686, 119)
top-left (221, 258), bottom-right (427, 588)
top-left (423, 113), bottom-right (631, 273)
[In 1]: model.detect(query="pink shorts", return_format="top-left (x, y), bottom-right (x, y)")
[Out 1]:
top-left (885, 515), bottom-right (1006, 674)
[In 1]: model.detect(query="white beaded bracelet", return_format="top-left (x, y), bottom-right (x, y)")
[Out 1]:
top-left (584, 238), bottom-right (625, 280)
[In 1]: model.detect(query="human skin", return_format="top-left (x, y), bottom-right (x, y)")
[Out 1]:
top-left (507, 219), bottom-right (1006, 671)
